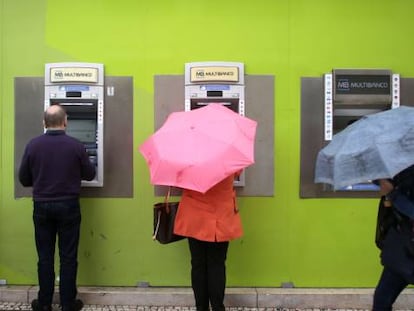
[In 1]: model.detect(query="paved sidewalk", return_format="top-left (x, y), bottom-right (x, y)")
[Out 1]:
top-left (0, 286), bottom-right (413, 310)
top-left (0, 304), bottom-right (199, 311)
top-left (0, 305), bottom-right (372, 311)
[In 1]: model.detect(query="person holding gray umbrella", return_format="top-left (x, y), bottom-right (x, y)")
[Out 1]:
top-left (314, 106), bottom-right (414, 190)
top-left (312, 106), bottom-right (414, 310)
top-left (373, 165), bottom-right (414, 310)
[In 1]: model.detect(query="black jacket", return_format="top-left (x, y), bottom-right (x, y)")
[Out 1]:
top-left (378, 165), bottom-right (414, 283)
top-left (18, 130), bottom-right (96, 201)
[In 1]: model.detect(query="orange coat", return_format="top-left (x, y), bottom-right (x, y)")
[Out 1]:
top-left (174, 174), bottom-right (243, 242)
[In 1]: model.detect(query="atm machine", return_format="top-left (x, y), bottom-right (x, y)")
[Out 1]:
top-left (184, 61), bottom-right (246, 186)
top-left (323, 68), bottom-right (399, 191)
top-left (44, 62), bottom-right (104, 187)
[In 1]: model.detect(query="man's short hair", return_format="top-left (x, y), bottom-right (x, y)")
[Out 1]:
top-left (44, 105), bottom-right (67, 128)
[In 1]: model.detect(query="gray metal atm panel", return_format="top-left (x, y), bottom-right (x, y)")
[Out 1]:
top-left (153, 74), bottom-right (274, 197)
top-left (240, 75), bottom-right (275, 197)
top-left (14, 76), bottom-right (133, 198)
top-left (300, 77), bottom-right (414, 198)
top-left (14, 77), bottom-right (44, 198)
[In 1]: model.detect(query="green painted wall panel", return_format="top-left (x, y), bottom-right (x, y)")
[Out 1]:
top-left (1, 0), bottom-right (412, 287)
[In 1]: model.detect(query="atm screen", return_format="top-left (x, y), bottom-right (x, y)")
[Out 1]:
top-left (66, 119), bottom-right (96, 144)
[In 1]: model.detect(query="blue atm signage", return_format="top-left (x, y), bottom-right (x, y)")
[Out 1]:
top-left (335, 74), bottom-right (391, 95)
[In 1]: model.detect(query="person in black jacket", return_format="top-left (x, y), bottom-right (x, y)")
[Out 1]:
top-left (19, 104), bottom-right (96, 311)
top-left (373, 165), bottom-right (414, 311)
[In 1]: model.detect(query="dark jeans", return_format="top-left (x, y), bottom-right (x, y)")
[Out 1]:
top-left (373, 267), bottom-right (408, 311)
top-left (188, 238), bottom-right (229, 311)
top-left (33, 199), bottom-right (81, 309)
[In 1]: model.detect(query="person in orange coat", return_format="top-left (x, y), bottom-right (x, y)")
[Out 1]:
top-left (174, 172), bottom-right (243, 311)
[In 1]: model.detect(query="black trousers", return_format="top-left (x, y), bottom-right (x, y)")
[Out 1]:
top-left (188, 238), bottom-right (229, 311)
top-left (33, 199), bottom-right (81, 310)
top-left (373, 267), bottom-right (408, 311)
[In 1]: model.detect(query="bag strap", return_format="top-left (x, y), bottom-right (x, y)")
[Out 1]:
top-left (153, 211), bottom-right (161, 241)
top-left (164, 187), bottom-right (171, 213)
top-left (152, 187), bottom-right (172, 241)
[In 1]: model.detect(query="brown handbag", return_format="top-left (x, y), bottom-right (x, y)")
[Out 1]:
top-left (153, 187), bottom-right (185, 244)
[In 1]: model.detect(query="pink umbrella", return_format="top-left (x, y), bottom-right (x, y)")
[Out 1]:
top-left (139, 103), bottom-right (257, 193)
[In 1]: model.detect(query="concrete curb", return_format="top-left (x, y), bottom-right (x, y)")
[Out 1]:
top-left (1, 286), bottom-right (414, 309)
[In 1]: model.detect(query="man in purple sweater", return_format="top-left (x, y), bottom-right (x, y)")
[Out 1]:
top-left (19, 104), bottom-right (96, 311)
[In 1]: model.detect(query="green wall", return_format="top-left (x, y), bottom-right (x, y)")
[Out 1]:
top-left (2, 0), bottom-right (414, 287)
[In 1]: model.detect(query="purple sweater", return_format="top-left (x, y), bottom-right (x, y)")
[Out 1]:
top-left (18, 130), bottom-right (96, 201)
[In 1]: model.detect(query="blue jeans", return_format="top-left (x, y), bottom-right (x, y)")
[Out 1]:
top-left (33, 199), bottom-right (81, 308)
top-left (188, 238), bottom-right (229, 311)
top-left (373, 267), bottom-right (408, 311)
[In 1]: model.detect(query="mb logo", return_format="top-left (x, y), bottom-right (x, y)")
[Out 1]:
top-left (195, 70), bottom-right (205, 78)
top-left (54, 71), bottom-right (64, 78)
top-left (337, 79), bottom-right (350, 91)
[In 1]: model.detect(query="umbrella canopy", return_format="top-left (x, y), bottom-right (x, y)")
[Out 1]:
top-left (139, 103), bottom-right (257, 193)
top-left (314, 106), bottom-right (414, 190)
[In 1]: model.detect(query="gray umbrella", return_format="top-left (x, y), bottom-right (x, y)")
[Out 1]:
top-left (315, 106), bottom-right (414, 190)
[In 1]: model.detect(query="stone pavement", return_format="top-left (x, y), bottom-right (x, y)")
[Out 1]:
top-left (0, 305), bottom-right (372, 311)
top-left (0, 306), bottom-right (267, 311)
top-left (0, 286), bottom-right (413, 310)
top-left (0, 305), bottom-right (374, 311)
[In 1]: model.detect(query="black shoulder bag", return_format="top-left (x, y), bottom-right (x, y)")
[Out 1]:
top-left (153, 187), bottom-right (185, 244)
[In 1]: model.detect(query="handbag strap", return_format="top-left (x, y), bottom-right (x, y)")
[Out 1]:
top-left (153, 210), bottom-right (161, 241)
top-left (152, 187), bottom-right (172, 241)
top-left (164, 186), bottom-right (171, 213)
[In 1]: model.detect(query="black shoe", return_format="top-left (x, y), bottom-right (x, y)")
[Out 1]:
top-left (31, 299), bottom-right (52, 311)
top-left (62, 299), bottom-right (84, 311)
